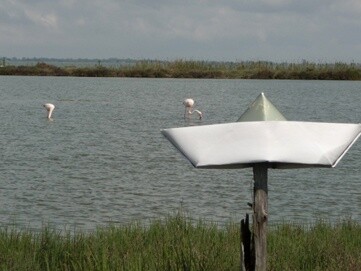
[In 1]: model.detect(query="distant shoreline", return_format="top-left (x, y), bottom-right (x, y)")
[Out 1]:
top-left (1, 59), bottom-right (361, 80)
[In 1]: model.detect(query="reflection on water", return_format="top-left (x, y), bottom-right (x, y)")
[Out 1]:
top-left (0, 76), bottom-right (360, 230)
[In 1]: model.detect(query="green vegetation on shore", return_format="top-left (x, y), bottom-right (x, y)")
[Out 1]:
top-left (1, 60), bottom-right (361, 80)
top-left (1, 214), bottom-right (360, 270)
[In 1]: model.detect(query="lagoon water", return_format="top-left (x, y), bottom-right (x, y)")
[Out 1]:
top-left (0, 76), bottom-right (360, 231)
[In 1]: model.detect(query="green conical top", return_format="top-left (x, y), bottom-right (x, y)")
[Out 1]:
top-left (237, 92), bottom-right (287, 122)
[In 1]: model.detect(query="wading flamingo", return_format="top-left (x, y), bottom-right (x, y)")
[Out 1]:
top-left (183, 98), bottom-right (203, 119)
top-left (43, 103), bottom-right (55, 119)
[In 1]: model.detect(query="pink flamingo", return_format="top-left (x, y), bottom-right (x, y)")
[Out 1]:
top-left (43, 103), bottom-right (55, 119)
top-left (183, 98), bottom-right (203, 119)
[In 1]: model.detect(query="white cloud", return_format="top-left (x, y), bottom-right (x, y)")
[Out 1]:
top-left (24, 9), bottom-right (58, 28)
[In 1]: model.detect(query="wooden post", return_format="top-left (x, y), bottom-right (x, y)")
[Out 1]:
top-left (241, 214), bottom-right (254, 271)
top-left (253, 163), bottom-right (268, 271)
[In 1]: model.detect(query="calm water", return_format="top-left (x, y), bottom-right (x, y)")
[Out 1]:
top-left (0, 76), bottom-right (360, 231)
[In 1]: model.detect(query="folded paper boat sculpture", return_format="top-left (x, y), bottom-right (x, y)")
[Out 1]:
top-left (162, 93), bottom-right (361, 169)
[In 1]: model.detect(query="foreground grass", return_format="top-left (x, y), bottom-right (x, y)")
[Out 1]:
top-left (1, 215), bottom-right (361, 270)
top-left (268, 220), bottom-right (361, 270)
top-left (1, 60), bottom-right (361, 80)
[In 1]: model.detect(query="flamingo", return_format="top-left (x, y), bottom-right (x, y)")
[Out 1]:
top-left (183, 98), bottom-right (203, 119)
top-left (43, 103), bottom-right (55, 119)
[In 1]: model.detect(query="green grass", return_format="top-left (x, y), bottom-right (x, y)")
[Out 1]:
top-left (0, 214), bottom-right (361, 270)
top-left (1, 60), bottom-right (361, 80)
top-left (268, 220), bottom-right (361, 270)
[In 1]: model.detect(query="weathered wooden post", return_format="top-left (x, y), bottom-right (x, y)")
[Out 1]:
top-left (241, 163), bottom-right (269, 271)
top-left (252, 163), bottom-right (268, 271)
top-left (162, 93), bottom-right (361, 271)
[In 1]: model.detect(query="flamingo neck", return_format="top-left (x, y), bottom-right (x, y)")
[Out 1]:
top-left (186, 109), bottom-right (203, 119)
top-left (48, 109), bottom-right (54, 119)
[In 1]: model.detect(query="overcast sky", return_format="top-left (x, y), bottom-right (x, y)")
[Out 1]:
top-left (1, 0), bottom-right (361, 62)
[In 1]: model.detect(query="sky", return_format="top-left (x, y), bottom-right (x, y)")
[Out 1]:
top-left (1, 0), bottom-right (361, 62)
